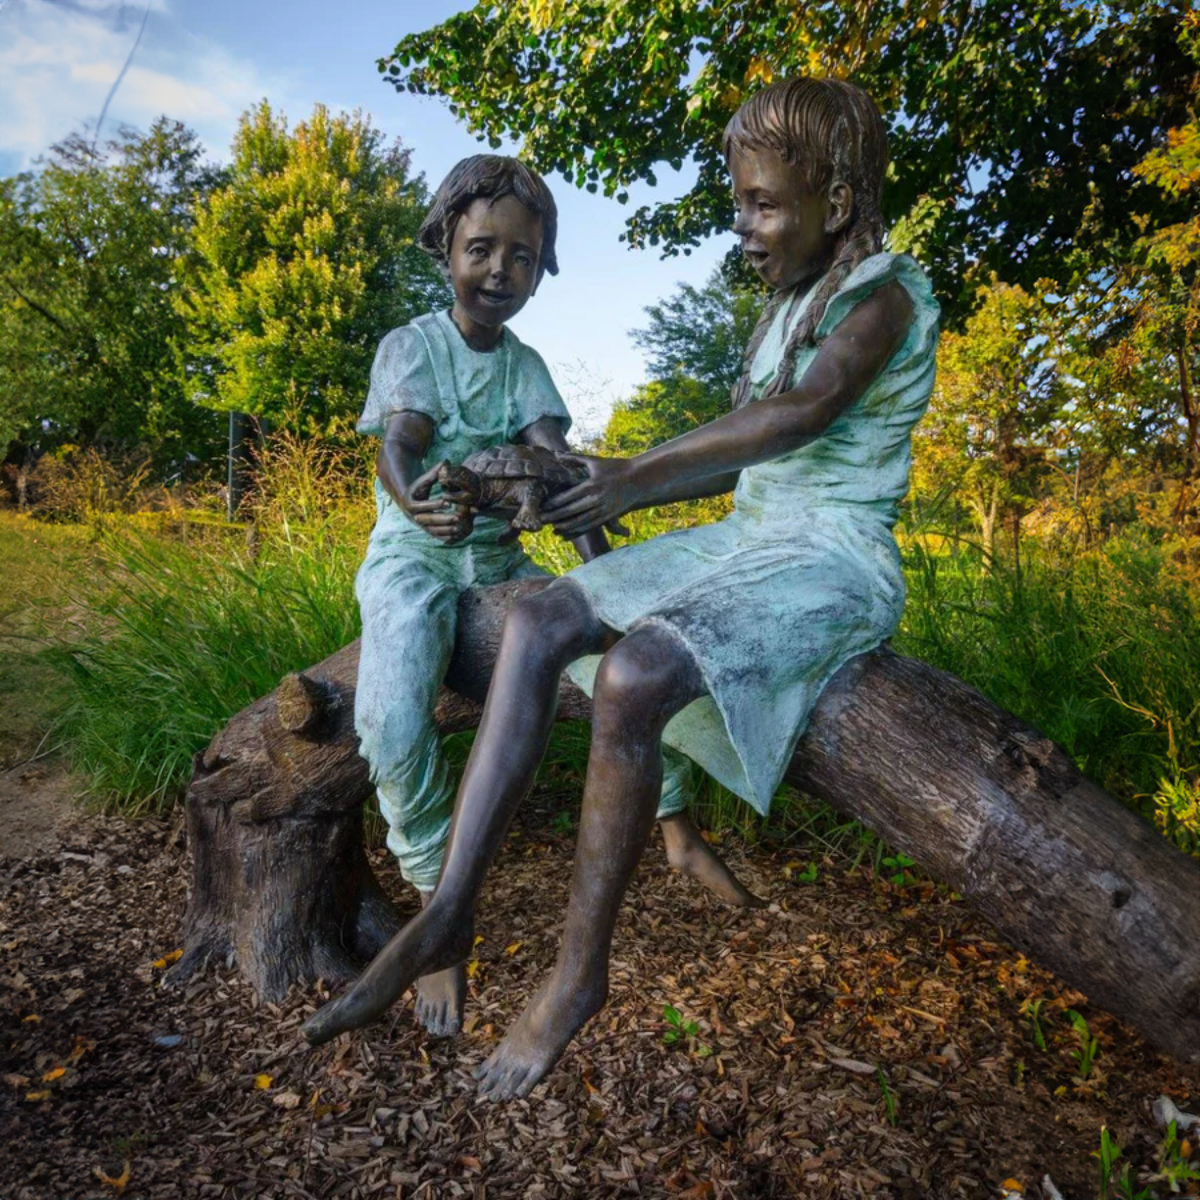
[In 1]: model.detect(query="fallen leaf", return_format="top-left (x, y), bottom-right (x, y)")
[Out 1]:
top-left (3, 1074), bottom-right (30, 1088)
top-left (457, 1156), bottom-right (482, 1172)
top-left (1001, 1182), bottom-right (1025, 1195)
top-left (505, 942), bottom-right (522, 955)
top-left (678, 1182), bottom-right (715, 1200)
top-left (273, 1090), bottom-right (302, 1109)
top-left (22, 1014), bottom-right (41, 1023)
top-left (466, 960), bottom-right (481, 979)
top-left (152, 949), bottom-right (183, 969)
top-left (24, 1090), bottom-right (51, 1101)
top-left (253, 1074), bottom-right (273, 1090)
top-left (94, 1162), bottom-right (131, 1195)
top-left (42, 1067), bottom-right (65, 1082)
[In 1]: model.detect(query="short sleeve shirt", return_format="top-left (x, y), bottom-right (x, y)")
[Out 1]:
top-left (358, 310), bottom-right (571, 547)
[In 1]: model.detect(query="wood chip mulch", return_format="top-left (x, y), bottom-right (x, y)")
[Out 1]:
top-left (2, 795), bottom-right (1198, 1200)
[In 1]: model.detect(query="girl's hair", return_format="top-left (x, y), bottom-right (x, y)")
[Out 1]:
top-left (418, 155), bottom-right (559, 283)
top-left (723, 78), bottom-right (889, 407)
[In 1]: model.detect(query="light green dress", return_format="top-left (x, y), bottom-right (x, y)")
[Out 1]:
top-left (566, 253), bottom-right (940, 814)
top-left (355, 310), bottom-right (693, 890)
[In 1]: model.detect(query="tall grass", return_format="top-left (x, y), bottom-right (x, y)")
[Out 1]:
top-left (54, 436), bottom-right (372, 812)
top-left (41, 435), bottom-right (1200, 860)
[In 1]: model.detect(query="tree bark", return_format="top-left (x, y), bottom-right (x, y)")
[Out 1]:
top-left (171, 579), bottom-right (1200, 1064)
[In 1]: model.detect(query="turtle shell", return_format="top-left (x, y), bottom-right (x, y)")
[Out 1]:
top-left (460, 444), bottom-right (580, 485)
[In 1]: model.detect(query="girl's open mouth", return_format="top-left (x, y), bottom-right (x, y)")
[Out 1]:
top-left (478, 288), bottom-right (514, 304)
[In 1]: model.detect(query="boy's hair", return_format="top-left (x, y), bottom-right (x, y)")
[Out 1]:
top-left (418, 155), bottom-right (559, 284)
top-left (723, 78), bottom-right (890, 406)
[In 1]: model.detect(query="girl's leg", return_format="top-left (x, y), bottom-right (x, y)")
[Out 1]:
top-left (475, 625), bottom-right (706, 1100)
top-left (304, 580), bottom-right (609, 1045)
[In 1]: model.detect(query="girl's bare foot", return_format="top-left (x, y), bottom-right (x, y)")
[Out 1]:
top-left (302, 902), bottom-right (473, 1045)
top-left (474, 967), bottom-right (607, 1101)
top-left (659, 813), bottom-right (766, 907)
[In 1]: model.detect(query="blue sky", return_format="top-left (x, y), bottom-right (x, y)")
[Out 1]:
top-left (0, 0), bottom-right (735, 437)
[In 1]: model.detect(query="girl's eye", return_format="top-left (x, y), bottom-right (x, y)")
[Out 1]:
top-left (515, 253), bottom-right (533, 268)
top-left (468, 246), bottom-right (488, 259)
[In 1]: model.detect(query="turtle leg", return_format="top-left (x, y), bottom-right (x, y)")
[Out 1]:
top-left (511, 481), bottom-right (547, 532)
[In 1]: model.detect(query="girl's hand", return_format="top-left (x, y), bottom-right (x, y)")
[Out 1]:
top-left (544, 454), bottom-right (635, 539)
top-left (402, 461), bottom-right (475, 543)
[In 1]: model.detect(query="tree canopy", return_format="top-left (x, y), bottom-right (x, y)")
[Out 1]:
top-left (178, 103), bottom-right (449, 434)
top-left (0, 120), bottom-right (224, 464)
top-left (382, 0), bottom-right (1197, 320)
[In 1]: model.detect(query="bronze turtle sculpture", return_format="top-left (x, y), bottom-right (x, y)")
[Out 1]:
top-left (416, 444), bottom-right (628, 544)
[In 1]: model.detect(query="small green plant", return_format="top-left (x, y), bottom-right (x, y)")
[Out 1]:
top-left (786, 860), bottom-right (820, 884)
top-left (880, 852), bottom-right (916, 886)
top-left (661, 1006), bottom-right (712, 1057)
top-left (1152, 1119), bottom-right (1200, 1193)
top-left (1020, 997), bottom-right (1047, 1050)
top-left (1093, 1126), bottom-right (1154, 1200)
top-left (550, 810), bottom-right (575, 836)
top-left (876, 1067), bottom-right (898, 1126)
top-left (1067, 1009), bottom-right (1100, 1079)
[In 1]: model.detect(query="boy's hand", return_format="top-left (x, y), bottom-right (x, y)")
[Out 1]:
top-left (402, 461), bottom-right (475, 543)
top-left (544, 453), bottom-right (636, 539)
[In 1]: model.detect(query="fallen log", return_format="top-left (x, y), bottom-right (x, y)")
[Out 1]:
top-left (170, 579), bottom-right (1200, 1063)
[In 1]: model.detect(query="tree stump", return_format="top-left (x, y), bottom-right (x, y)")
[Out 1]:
top-left (170, 579), bottom-right (1200, 1063)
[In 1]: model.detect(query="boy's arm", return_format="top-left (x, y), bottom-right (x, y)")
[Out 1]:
top-left (379, 411), bottom-right (473, 544)
top-left (517, 417), bottom-right (609, 563)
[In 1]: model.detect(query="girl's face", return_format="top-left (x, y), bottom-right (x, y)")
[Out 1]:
top-left (448, 194), bottom-right (544, 344)
top-left (729, 145), bottom-right (847, 291)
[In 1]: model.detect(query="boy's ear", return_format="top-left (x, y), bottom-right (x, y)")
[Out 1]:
top-left (825, 182), bottom-right (853, 235)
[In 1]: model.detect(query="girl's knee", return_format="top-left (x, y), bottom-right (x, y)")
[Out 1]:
top-left (502, 582), bottom-right (595, 664)
top-left (593, 630), bottom-right (700, 724)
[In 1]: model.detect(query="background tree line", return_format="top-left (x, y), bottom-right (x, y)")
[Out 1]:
top-left (0, 104), bottom-right (448, 494)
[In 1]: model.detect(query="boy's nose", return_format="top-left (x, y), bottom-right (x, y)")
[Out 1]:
top-left (489, 254), bottom-right (511, 280)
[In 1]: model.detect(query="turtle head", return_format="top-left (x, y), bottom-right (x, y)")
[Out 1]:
top-left (437, 462), bottom-right (480, 504)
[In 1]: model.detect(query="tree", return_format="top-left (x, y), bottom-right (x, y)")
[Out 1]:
top-left (604, 267), bottom-right (761, 453)
top-left (0, 120), bottom-right (224, 465)
top-left (381, 0), bottom-right (1197, 320)
top-left (911, 281), bottom-right (1060, 558)
top-left (179, 103), bottom-right (449, 435)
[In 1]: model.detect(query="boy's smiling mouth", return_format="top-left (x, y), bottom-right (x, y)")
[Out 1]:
top-left (477, 287), bottom-right (514, 304)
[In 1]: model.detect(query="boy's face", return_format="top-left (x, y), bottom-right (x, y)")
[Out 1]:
top-left (729, 145), bottom-right (841, 292)
top-left (448, 195), bottom-right (544, 338)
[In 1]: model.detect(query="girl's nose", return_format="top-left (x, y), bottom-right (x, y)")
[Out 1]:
top-left (732, 209), bottom-right (751, 237)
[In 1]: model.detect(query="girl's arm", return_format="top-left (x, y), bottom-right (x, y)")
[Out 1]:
top-left (517, 416), bottom-right (609, 562)
top-left (546, 282), bottom-right (912, 537)
top-left (378, 411), bottom-right (473, 543)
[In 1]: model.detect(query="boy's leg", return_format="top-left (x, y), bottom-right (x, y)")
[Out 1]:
top-left (305, 580), bottom-right (610, 1045)
top-left (476, 625), bottom-right (706, 1099)
top-left (354, 564), bottom-right (465, 1036)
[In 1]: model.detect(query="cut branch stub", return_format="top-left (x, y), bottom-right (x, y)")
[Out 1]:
top-left (275, 670), bottom-right (340, 737)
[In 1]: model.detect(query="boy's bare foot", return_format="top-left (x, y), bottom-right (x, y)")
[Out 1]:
top-left (659, 813), bottom-right (766, 908)
top-left (474, 967), bottom-right (607, 1101)
top-left (412, 888), bottom-right (467, 1037)
top-left (302, 902), bottom-right (473, 1045)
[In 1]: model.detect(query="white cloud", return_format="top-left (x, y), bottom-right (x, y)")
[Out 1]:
top-left (0, 0), bottom-right (294, 166)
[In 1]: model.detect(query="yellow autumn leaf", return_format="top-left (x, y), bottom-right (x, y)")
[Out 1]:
top-left (42, 1067), bottom-right (65, 1082)
top-left (253, 1074), bottom-right (273, 1090)
top-left (1001, 1182), bottom-right (1024, 1195)
top-left (22, 1014), bottom-right (41, 1023)
top-left (505, 942), bottom-right (522, 956)
top-left (473, 935), bottom-right (484, 948)
top-left (152, 949), bottom-right (183, 969)
top-left (94, 1161), bottom-right (131, 1195)
top-left (466, 959), bottom-right (481, 979)
top-left (25, 1090), bottom-right (51, 1101)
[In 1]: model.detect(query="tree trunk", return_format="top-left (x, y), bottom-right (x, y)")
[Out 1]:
top-left (170, 579), bottom-right (1200, 1064)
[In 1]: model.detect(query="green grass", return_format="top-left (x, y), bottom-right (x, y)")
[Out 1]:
top-left (0, 512), bottom-right (91, 768)
top-left (19, 438), bottom-right (1199, 864)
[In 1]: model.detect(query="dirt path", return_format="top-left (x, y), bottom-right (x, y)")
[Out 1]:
top-left (2, 783), bottom-right (1198, 1200)
top-left (0, 760), bottom-right (78, 867)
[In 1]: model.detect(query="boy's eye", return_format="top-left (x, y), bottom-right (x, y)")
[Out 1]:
top-left (468, 245), bottom-right (488, 259)
top-left (515, 252), bottom-right (533, 267)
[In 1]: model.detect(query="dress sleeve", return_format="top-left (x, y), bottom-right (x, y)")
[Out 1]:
top-left (814, 253), bottom-right (939, 372)
top-left (507, 343), bottom-right (572, 439)
top-left (356, 324), bottom-right (442, 436)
